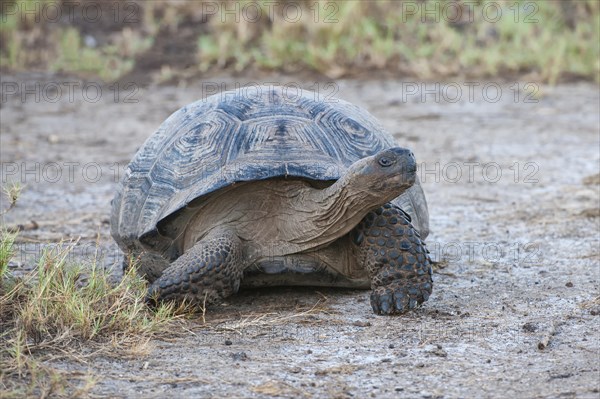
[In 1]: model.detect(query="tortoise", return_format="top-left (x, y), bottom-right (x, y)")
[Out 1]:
top-left (110, 86), bottom-right (432, 315)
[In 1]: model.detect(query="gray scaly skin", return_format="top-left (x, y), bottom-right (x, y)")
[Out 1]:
top-left (146, 230), bottom-right (243, 305)
top-left (147, 204), bottom-right (432, 315)
top-left (353, 204), bottom-right (432, 315)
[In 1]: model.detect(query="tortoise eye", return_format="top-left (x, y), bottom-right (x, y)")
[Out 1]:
top-left (378, 156), bottom-right (394, 167)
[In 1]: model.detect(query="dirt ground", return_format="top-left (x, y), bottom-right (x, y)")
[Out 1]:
top-left (1, 75), bottom-right (599, 398)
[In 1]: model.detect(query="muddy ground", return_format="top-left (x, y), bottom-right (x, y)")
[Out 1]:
top-left (1, 76), bottom-right (599, 398)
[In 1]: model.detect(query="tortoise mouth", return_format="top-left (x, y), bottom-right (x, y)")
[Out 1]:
top-left (404, 163), bottom-right (417, 174)
top-left (391, 156), bottom-right (417, 181)
top-left (394, 171), bottom-right (416, 187)
top-left (387, 159), bottom-right (417, 189)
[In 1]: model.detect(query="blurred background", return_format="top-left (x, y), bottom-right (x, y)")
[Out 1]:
top-left (1, 0), bottom-right (598, 85)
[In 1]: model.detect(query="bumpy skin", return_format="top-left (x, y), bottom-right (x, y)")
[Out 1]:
top-left (353, 203), bottom-right (433, 315)
top-left (146, 230), bottom-right (243, 305)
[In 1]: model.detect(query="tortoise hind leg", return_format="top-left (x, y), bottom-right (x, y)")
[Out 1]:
top-left (147, 230), bottom-right (244, 305)
top-left (354, 203), bottom-right (433, 315)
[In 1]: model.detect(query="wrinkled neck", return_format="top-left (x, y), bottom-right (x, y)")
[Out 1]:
top-left (306, 172), bottom-right (383, 242)
top-left (316, 173), bottom-right (376, 212)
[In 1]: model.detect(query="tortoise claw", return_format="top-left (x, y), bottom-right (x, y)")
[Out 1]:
top-left (370, 280), bottom-right (431, 315)
top-left (371, 289), bottom-right (393, 315)
top-left (357, 203), bottom-right (433, 316)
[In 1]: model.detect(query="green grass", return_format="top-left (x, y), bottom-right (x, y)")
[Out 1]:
top-left (0, 229), bottom-right (17, 279)
top-left (0, 183), bottom-right (189, 397)
top-left (50, 27), bottom-right (153, 82)
top-left (197, 0), bottom-right (600, 83)
top-left (1, 181), bottom-right (22, 277)
top-left (1, 0), bottom-right (598, 83)
top-left (0, 1), bottom-right (153, 81)
top-left (0, 235), bottom-right (188, 397)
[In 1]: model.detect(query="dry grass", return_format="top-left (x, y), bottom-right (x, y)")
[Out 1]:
top-left (0, 229), bottom-right (17, 278)
top-left (0, 235), bottom-right (190, 397)
top-left (1, 0), bottom-right (598, 83)
top-left (0, 0), bottom-right (153, 81)
top-left (214, 299), bottom-right (329, 333)
top-left (0, 179), bottom-right (191, 396)
top-left (250, 380), bottom-right (311, 398)
top-left (0, 182), bottom-right (23, 216)
top-left (198, 0), bottom-right (599, 83)
top-left (579, 295), bottom-right (600, 309)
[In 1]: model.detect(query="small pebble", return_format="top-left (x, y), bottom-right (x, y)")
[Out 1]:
top-left (522, 322), bottom-right (537, 333)
top-left (430, 347), bottom-right (447, 357)
top-left (232, 352), bottom-right (247, 361)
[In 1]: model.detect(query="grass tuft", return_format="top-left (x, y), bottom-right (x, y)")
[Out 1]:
top-left (1, 181), bottom-right (23, 216)
top-left (0, 235), bottom-right (190, 397)
top-left (0, 229), bottom-right (17, 279)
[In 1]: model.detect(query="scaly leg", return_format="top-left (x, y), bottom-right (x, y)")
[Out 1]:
top-left (354, 203), bottom-right (433, 315)
top-left (146, 230), bottom-right (244, 305)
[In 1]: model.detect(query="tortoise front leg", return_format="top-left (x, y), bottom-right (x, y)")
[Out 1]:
top-left (146, 230), bottom-right (244, 305)
top-left (354, 203), bottom-right (433, 315)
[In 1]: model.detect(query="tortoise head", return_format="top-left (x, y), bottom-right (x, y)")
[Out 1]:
top-left (344, 147), bottom-right (417, 200)
top-left (310, 146), bottom-right (417, 241)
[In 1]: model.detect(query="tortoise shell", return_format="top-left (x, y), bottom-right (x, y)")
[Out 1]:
top-left (111, 86), bottom-right (428, 254)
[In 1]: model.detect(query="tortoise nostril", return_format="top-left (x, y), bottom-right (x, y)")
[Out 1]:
top-left (390, 147), bottom-right (413, 158)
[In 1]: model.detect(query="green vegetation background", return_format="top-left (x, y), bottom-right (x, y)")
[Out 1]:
top-left (1, 0), bottom-right (598, 84)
